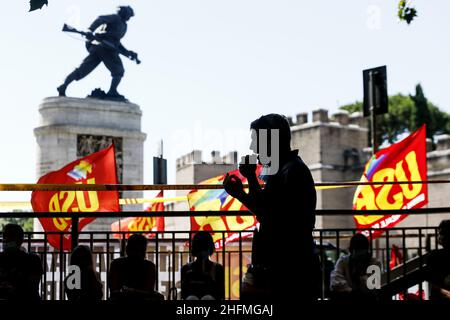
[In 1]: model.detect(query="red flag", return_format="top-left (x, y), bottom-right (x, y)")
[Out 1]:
top-left (187, 166), bottom-right (263, 249)
top-left (353, 125), bottom-right (428, 238)
top-left (111, 191), bottom-right (165, 239)
top-left (389, 244), bottom-right (404, 269)
top-left (31, 145), bottom-right (120, 251)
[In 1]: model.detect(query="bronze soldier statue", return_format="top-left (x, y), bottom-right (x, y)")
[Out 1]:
top-left (57, 6), bottom-right (139, 100)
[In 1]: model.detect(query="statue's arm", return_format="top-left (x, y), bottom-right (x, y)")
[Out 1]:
top-left (117, 43), bottom-right (129, 56)
top-left (118, 43), bottom-right (138, 61)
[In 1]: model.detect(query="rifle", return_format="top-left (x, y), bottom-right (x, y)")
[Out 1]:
top-left (62, 24), bottom-right (141, 64)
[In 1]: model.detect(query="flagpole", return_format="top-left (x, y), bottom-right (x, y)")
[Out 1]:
top-left (369, 70), bottom-right (378, 155)
top-left (368, 70), bottom-right (381, 260)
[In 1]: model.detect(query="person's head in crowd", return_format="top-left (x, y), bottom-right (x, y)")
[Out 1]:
top-left (70, 245), bottom-right (94, 269)
top-left (2, 224), bottom-right (24, 252)
top-left (191, 231), bottom-right (215, 260)
top-left (126, 234), bottom-right (148, 259)
top-left (349, 233), bottom-right (370, 255)
top-left (438, 220), bottom-right (450, 249)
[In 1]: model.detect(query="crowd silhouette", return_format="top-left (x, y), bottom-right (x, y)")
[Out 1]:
top-left (1, 221), bottom-right (449, 302)
top-left (65, 245), bottom-right (103, 301)
top-left (0, 223), bottom-right (43, 300)
top-left (181, 231), bottom-right (224, 300)
top-left (329, 234), bottom-right (381, 301)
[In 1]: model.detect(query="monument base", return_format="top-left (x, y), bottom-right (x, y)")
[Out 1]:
top-left (34, 96), bottom-right (147, 232)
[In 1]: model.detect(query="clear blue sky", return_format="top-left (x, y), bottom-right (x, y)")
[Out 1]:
top-left (1, 0), bottom-right (449, 202)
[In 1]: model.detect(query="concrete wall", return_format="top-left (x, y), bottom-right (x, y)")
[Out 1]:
top-left (290, 109), bottom-right (368, 229)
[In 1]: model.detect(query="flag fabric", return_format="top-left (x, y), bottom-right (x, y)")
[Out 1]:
top-left (389, 244), bottom-right (404, 270)
top-left (188, 166), bottom-right (263, 249)
top-left (31, 145), bottom-right (120, 251)
top-left (353, 125), bottom-right (428, 238)
top-left (111, 191), bottom-right (165, 238)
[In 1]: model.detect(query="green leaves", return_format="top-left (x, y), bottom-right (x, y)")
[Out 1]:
top-left (398, 0), bottom-right (417, 24)
top-left (29, 0), bottom-right (48, 12)
top-left (340, 87), bottom-right (450, 146)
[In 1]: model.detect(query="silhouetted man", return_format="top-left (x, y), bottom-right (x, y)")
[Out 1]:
top-left (109, 234), bottom-right (162, 301)
top-left (224, 113), bottom-right (318, 301)
top-left (0, 224), bottom-right (43, 300)
top-left (181, 231), bottom-right (225, 300)
top-left (57, 6), bottom-right (138, 99)
top-left (427, 220), bottom-right (450, 300)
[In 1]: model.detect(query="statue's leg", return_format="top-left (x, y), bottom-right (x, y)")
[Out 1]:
top-left (103, 53), bottom-right (125, 96)
top-left (109, 76), bottom-right (122, 96)
top-left (57, 49), bottom-right (102, 96)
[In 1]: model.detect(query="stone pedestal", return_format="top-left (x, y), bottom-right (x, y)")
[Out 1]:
top-left (34, 97), bottom-right (147, 231)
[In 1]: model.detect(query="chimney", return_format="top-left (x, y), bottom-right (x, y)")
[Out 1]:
top-left (192, 150), bottom-right (202, 164)
top-left (211, 150), bottom-right (221, 164)
top-left (296, 113), bottom-right (308, 125)
top-left (436, 135), bottom-right (450, 151)
top-left (287, 116), bottom-right (294, 126)
top-left (426, 138), bottom-right (433, 152)
top-left (349, 112), bottom-right (366, 128)
top-left (223, 151), bottom-right (238, 164)
top-left (312, 109), bottom-right (329, 123)
top-left (332, 111), bottom-right (350, 125)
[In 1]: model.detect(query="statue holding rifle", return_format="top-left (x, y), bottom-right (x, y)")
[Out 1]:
top-left (57, 6), bottom-right (140, 101)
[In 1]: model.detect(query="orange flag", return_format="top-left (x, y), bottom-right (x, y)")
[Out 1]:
top-left (31, 145), bottom-right (120, 250)
top-left (353, 125), bottom-right (428, 238)
top-left (111, 191), bottom-right (165, 239)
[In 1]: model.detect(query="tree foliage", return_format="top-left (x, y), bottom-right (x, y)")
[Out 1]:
top-left (29, 0), bottom-right (48, 12)
top-left (0, 216), bottom-right (34, 232)
top-left (410, 84), bottom-right (432, 138)
top-left (398, 1), bottom-right (418, 24)
top-left (340, 84), bottom-right (450, 146)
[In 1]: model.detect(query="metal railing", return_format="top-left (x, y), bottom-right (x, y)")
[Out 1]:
top-left (1, 179), bottom-right (449, 300)
top-left (0, 218), bottom-right (443, 301)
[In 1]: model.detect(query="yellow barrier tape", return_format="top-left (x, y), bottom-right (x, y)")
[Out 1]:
top-left (1, 180), bottom-right (449, 191)
top-left (0, 196), bottom-right (189, 209)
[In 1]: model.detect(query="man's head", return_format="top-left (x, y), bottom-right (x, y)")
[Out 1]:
top-left (250, 114), bottom-right (291, 155)
top-left (349, 233), bottom-right (370, 254)
top-left (126, 234), bottom-right (147, 259)
top-left (191, 231), bottom-right (215, 259)
top-left (70, 245), bottom-right (93, 269)
top-left (118, 6), bottom-right (135, 21)
top-left (2, 224), bottom-right (24, 252)
top-left (438, 220), bottom-right (450, 249)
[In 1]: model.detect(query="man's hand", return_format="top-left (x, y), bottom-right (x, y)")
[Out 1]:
top-left (239, 155), bottom-right (257, 180)
top-left (223, 173), bottom-right (246, 199)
